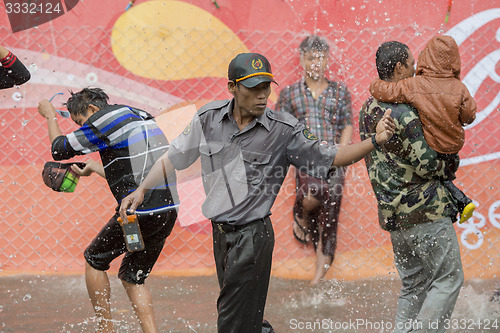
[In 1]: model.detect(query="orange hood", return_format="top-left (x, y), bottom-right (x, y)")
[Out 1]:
top-left (416, 35), bottom-right (461, 79)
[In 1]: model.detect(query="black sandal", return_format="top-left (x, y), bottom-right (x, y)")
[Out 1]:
top-left (293, 215), bottom-right (310, 244)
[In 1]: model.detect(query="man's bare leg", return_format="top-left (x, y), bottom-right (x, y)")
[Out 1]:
top-left (311, 237), bottom-right (333, 285)
top-left (122, 280), bottom-right (158, 333)
top-left (293, 190), bottom-right (321, 243)
top-left (85, 262), bottom-right (115, 333)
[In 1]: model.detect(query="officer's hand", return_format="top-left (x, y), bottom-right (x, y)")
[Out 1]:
top-left (375, 109), bottom-right (395, 145)
top-left (119, 189), bottom-right (145, 223)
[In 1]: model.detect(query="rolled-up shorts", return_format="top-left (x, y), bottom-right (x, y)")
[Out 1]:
top-left (293, 167), bottom-right (345, 256)
top-left (84, 210), bottom-right (177, 284)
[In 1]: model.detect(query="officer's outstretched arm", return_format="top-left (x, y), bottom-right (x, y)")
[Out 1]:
top-left (332, 109), bottom-right (394, 167)
top-left (119, 152), bottom-right (174, 221)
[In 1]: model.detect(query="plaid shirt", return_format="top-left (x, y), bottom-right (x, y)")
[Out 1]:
top-left (276, 79), bottom-right (352, 144)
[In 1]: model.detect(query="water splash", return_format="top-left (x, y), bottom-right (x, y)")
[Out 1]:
top-left (287, 279), bottom-right (347, 309)
top-left (453, 284), bottom-right (500, 320)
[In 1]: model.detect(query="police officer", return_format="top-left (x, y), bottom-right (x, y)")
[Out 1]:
top-left (120, 52), bottom-right (395, 333)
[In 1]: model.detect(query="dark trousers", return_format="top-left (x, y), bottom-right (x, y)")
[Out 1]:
top-left (212, 217), bottom-right (275, 333)
top-left (436, 152), bottom-right (471, 211)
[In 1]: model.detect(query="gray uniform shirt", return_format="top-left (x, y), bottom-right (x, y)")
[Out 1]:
top-left (168, 99), bottom-right (337, 225)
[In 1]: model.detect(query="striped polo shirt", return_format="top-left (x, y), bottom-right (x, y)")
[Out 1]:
top-left (51, 104), bottom-right (179, 215)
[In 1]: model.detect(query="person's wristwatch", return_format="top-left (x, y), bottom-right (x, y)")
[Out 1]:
top-left (371, 135), bottom-right (380, 149)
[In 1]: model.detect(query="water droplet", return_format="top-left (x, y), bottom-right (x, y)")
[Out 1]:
top-left (29, 63), bottom-right (38, 73)
top-left (86, 72), bottom-right (98, 84)
top-left (23, 294), bottom-right (31, 302)
top-left (22, 120), bottom-right (28, 126)
top-left (11, 92), bottom-right (22, 102)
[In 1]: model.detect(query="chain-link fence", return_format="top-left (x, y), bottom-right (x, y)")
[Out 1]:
top-left (0, 24), bottom-right (498, 280)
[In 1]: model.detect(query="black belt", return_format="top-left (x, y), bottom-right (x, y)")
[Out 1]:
top-left (212, 218), bottom-right (266, 233)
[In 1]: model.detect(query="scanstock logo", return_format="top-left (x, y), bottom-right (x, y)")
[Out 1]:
top-left (4, 0), bottom-right (80, 33)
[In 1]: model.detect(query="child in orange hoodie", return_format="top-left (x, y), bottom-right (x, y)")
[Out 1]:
top-left (370, 35), bottom-right (476, 223)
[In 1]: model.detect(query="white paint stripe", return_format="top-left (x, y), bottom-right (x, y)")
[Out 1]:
top-left (8, 48), bottom-right (184, 114)
top-left (461, 152), bottom-right (500, 166)
top-left (445, 8), bottom-right (500, 46)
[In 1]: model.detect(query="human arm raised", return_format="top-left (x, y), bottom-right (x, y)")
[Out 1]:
top-left (38, 99), bottom-right (63, 143)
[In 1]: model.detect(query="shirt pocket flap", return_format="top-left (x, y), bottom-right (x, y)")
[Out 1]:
top-left (199, 142), bottom-right (224, 156)
top-left (241, 150), bottom-right (272, 165)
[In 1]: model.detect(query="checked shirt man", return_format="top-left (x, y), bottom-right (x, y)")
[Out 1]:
top-left (277, 35), bottom-right (353, 285)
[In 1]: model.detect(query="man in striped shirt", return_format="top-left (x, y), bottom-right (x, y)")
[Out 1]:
top-left (276, 35), bottom-right (353, 285)
top-left (38, 88), bottom-right (178, 333)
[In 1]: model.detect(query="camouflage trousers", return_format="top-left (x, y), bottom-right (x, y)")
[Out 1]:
top-left (390, 217), bottom-right (464, 333)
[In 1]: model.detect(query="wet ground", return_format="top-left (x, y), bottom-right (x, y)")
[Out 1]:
top-left (0, 274), bottom-right (498, 332)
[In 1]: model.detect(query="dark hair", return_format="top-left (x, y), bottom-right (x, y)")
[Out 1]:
top-left (375, 41), bottom-right (410, 80)
top-left (65, 87), bottom-right (109, 116)
top-left (299, 35), bottom-right (330, 54)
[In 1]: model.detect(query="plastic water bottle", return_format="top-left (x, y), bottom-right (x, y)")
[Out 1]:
top-left (117, 214), bottom-right (145, 252)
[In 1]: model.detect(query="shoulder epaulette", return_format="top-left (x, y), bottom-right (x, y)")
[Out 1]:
top-left (197, 99), bottom-right (231, 115)
top-left (266, 108), bottom-right (298, 127)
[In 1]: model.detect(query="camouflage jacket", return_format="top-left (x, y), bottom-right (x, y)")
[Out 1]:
top-left (359, 97), bottom-right (458, 231)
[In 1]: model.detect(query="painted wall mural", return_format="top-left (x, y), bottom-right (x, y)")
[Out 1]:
top-left (0, 0), bottom-right (498, 280)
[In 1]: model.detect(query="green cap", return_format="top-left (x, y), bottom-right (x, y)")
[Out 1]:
top-left (228, 53), bottom-right (278, 88)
